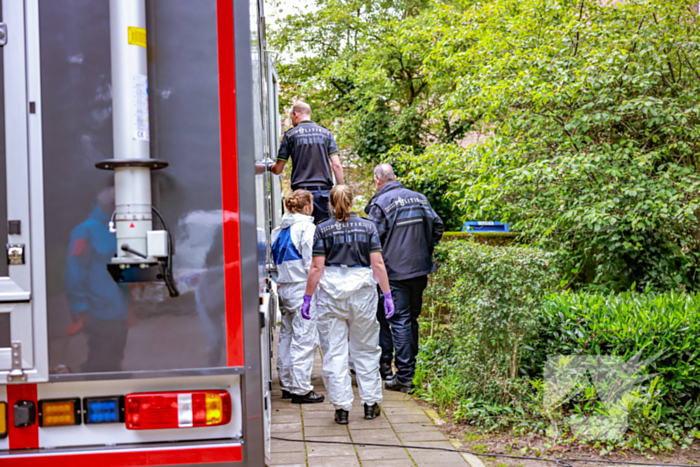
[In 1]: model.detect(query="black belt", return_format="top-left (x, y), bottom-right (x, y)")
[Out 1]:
top-left (293, 185), bottom-right (332, 191)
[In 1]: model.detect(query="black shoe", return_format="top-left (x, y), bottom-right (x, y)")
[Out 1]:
top-left (334, 409), bottom-right (349, 425)
top-left (385, 378), bottom-right (413, 394)
top-left (281, 390), bottom-right (291, 399)
top-left (291, 391), bottom-right (325, 404)
top-left (364, 403), bottom-right (381, 420)
top-left (380, 362), bottom-right (393, 380)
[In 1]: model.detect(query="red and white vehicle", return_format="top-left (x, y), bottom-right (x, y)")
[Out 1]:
top-left (0, 0), bottom-right (282, 465)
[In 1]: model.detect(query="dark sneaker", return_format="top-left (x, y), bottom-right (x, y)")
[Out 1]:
top-left (380, 362), bottom-right (393, 380)
top-left (291, 391), bottom-right (325, 404)
top-left (281, 390), bottom-right (291, 399)
top-left (385, 378), bottom-right (413, 394)
top-left (364, 403), bottom-right (381, 420)
top-left (334, 409), bottom-right (349, 425)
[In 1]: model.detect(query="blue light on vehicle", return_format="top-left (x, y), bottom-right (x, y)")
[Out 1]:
top-left (83, 397), bottom-right (123, 424)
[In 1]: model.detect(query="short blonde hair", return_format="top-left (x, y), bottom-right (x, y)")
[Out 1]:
top-left (290, 101), bottom-right (312, 117)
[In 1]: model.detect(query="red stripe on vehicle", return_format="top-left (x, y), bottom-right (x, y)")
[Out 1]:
top-left (216, 0), bottom-right (244, 367)
top-left (0, 445), bottom-right (243, 466)
top-left (7, 384), bottom-right (38, 450)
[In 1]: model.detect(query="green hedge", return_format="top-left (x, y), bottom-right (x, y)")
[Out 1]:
top-left (417, 240), bottom-right (700, 448)
top-left (534, 292), bottom-right (700, 426)
top-left (423, 240), bottom-right (560, 403)
top-left (440, 231), bottom-right (517, 246)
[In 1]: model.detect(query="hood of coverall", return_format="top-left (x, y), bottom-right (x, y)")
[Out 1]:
top-left (279, 212), bottom-right (314, 229)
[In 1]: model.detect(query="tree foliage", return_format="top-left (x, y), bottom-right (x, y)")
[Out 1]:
top-left (269, 0), bottom-right (467, 228)
top-left (271, 0), bottom-right (700, 290)
top-left (395, 0), bottom-right (700, 291)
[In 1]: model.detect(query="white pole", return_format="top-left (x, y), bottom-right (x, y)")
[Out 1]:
top-left (109, 0), bottom-right (153, 261)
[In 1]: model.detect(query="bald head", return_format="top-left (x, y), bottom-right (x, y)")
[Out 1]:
top-left (290, 102), bottom-right (312, 127)
top-left (374, 163), bottom-right (397, 189)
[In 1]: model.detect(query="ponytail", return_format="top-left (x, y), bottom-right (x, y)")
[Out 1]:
top-left (330, 185), bottom-right (353, 222)
top-left (285, 189), bottom-right (314, 214)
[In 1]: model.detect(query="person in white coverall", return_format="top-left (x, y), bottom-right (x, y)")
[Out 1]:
top-left (272, 190), bottom-right (325, 404)
top-left (301, 184), bottom-right (395, 425)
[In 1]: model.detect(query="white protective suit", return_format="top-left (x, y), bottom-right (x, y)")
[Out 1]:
top-left (271, 213), bottom-right (318, 396)
top-left (317, 267), bottom-right (382, 411)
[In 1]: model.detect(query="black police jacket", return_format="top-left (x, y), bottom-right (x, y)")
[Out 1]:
top-left (365, 181), bottom-right (444, 281)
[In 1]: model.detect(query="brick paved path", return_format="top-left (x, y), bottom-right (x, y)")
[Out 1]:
top-left (270, 331), bottom-right (479, 467)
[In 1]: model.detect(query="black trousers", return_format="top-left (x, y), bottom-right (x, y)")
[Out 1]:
top-left (309, 189), bottom-right (331, 224)
top-left (376, 275), bottom-right (428, 384)
top-left (293, 186), bottom-right (331, 224)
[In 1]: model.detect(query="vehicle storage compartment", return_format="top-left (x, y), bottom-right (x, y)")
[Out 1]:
top-left (40, 0), bottom-right (230, 376)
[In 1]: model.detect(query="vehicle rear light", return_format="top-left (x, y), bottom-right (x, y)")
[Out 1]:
top-left (125, 390), bottom-right (231, 430)
top-left (38, 399), bottom-right (81, 427)
top-left (0, 402), bottom-right (7, 438)
top-left (83, 396), bottom-right (124, 424)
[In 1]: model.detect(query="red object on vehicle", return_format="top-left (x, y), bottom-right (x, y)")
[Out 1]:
top-left (125, 390), bottom-right (232, 430)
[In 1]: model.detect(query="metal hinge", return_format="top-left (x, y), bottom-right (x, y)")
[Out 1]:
top-left (0, 23), bottom-right (7, 47)
top-left (7, 342), bottom-right (27, 382)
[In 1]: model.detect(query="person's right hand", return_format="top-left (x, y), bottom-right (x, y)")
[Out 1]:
top-left (301, 294), bottom-right (312, 320)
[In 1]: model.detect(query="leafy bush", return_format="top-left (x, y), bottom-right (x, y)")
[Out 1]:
top-left (417, 241), bottom-right (700, 450)
top-left (535, 291), bottom-right (700, 430)
top-left (392, 0), bottom-right (700, 292)
top-left (421, 240), bottom-right (560, 403)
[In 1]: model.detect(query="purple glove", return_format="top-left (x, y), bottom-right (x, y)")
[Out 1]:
top-left (301, 294), bottom-right (313, 320)
top-left (383, 292), bottom-right (395, 319)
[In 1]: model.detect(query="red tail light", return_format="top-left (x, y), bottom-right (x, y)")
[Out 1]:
top-left (125, 390), bottom-right (231, 430)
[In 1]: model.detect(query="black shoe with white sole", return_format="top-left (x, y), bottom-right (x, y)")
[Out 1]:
top-left (291, 391), bottom-right (325, 404)
top-left (384, 378), bottom-right (414, 394)
top-left (334, 409), bottom-right (349, 425)
top-left (364, 403), bottom-right (381, 420)
top-left (380, 362), bottom-right (393, 380)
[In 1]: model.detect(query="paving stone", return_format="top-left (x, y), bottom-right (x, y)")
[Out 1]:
top-left (305, 436), bottom-right (356, 457)
top-left (272, 422), bottom-right (302, 433)
top-left (408, 440), bottom-right (468, 465)
top-left (273, 407), bottom-right (301, 416)
top-left (362, 459), bottom-right (415, 467)
top-left (302, 415), bottom-right (338, 427)
top-left (386, 413), bottom-right (432, 424)
top-left (268, 451), bottom-right (306, 465)
top-left (384, 407), bottom-right (426, 415)
top-left (391, 422), bottom-right (441, 433)
top-left (348, 428), bottom-right (400, 443)
top-left (381, 392), bottom-right (414, 400)
top-left (398, 430), bottom-right (451, 442)
top-left (304, 424), bottom-right (350, 437)
top-left (307, 456), bottom-right (360, 467)
top-left (356, 446), bottom-right (412, 461)
top-left (300, 402), bottom-right (336, 412)
top-left (380, 399), bottom-right (419, 407)
top-left (274, 414), bottom-right (302, 424)
top-left (301, 409), bottom-right (336, 419)
top-left (270, 439), bottom-right (305, 453)
top-left (347, 418), bottom-right (392, 430)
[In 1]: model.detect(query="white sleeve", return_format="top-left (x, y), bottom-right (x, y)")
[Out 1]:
top-left (271, 227), bottom-right (280, 245)
top-left (300, 224), bottom-right (316, 274)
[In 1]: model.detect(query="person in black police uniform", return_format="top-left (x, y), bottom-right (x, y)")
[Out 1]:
top-left (365, 163), bottom-right (444, 393)
top-left (271, 102), bottom-right (344, 224)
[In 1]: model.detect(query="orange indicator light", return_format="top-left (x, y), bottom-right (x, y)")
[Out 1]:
top-left (0, 402), bottom-right (7, 438)
top-left (39, 399), bottom-right (81, 427)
